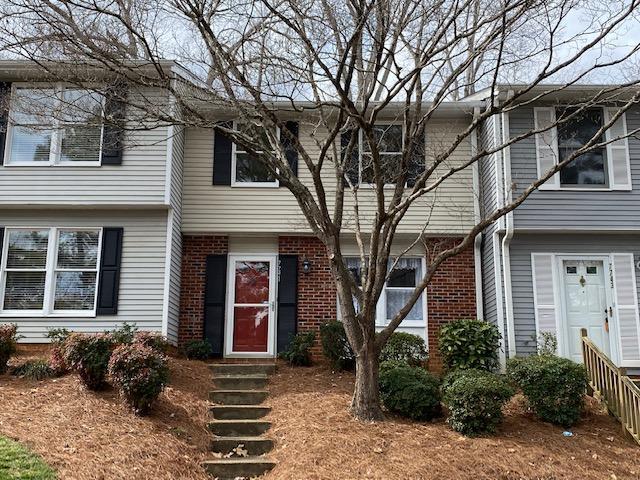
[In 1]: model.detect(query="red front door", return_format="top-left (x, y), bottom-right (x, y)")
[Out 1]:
top-left (231, 260), bottom-right (271, 352)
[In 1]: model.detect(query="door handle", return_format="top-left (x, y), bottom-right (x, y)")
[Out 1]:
top-left (605, 317), bottom-right (609, 333)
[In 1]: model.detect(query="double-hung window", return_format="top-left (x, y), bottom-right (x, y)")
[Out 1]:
top-left (6, 85), bottom-right (105, 166)
top-left (557, 108), bottom-right (607, 187)
top-left (344, 256), bottom-right (426, 326)
top-left (360, 124), bottom-right (404, 184)
top-left (232, 122), bottom-right (279, 186)
top-left (0, 228), bottom-right (101, 315)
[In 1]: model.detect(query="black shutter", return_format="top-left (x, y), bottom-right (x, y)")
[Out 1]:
top-left (212, 122), bottom-right (233, 185)
top-left (0, 82), bottom-right (11, 166)
top-left (407, 126), bottom-right (426, 188)
top-left (0, 227), bottom-right (4, 270)
top-left (281, 121), bottom-right (299, 177)
top-left (97, 227), bottom-right (124, 315)
top-left (341, 129), bottom-right (359, 186)
top-left (277, 255), bottom-right (298, 353)
top-left (101, 82), bottom-right (128, 165)
top-left (204, 254), bottom-right (228, 357)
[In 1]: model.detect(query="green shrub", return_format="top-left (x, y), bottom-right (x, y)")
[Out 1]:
top-left (379, 332), bottom-right (428, 367)
top-left (279, 331), bottom-right (316, 366)
top-left (0, 324), bottom-right (19, 374)
top-left (63, 333), bottom-right (114, 390)
top-left (379, 359), bottom-right (411, 373)
top-left (320, 321), bottom-right (355, 370)
top-left (11, 359), bottom-right (54, 380)
top-left (108, 343), bottom-right (170, 415)
top-left (507, 355), bottom-right (587, 427)
top-left (109, 322), bottom-right (138, 344)
top-left (46, 328), bottom-right (72, 376)
top-left (438, 319), bottom-right (501, 371)
top-left (182, 339), bottom-right (213, 360)
top-left (443, 369), bottom-right (515, 436)
top-left (133, 331), bottom-right (171, 353)
top-left (379, 365), bottom-right (441, 420)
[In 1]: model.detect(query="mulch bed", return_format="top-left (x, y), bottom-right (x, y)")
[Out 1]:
top-left (266, 365), bottom-right (640, 480)
top-left (2, 348), bottom-right (639, 479)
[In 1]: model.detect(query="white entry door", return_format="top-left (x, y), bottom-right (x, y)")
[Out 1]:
top-left (225, 255), bottom-right (277, 357)
top-left (562, 260), bottom-right (610, 362)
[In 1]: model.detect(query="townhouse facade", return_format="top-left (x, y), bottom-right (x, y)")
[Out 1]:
top-left (477, 86), bottom-right (640, 373)
top-left (1, 61), bottom-right (638, 372)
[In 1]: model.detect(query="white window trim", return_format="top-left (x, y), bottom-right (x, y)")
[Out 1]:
top-left (3, 83), bottom-right (105, 167)
top-left (358, 122), bottom-right (405, 188)
top-left (0, 227), bottom-right (103, 317)
top-left (231, 121), bottom-right (280, 188)
top-left (343, 255), bottom-right (427, 328)
top-left (538, 106), bottom-right (615, 192)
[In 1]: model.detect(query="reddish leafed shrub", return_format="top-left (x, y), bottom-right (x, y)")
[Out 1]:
top-left (63, 333), bottom-right (114, 390)
top-left (108, 343), bottom-right (169, 415)
top-left (0, 324), bottom-right (19, 374)
top-left (133, 331), bottom-right (170, 353)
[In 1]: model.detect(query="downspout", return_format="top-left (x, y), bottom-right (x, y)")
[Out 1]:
top-left (492, 112), bottom-right (507, 371)
top-left (471, 107), bottom-right (484, 320)
top-left (500, 91), bottom-right (517, 360)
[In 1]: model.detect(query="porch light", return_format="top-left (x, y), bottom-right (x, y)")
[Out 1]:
top-left (302, 258), bottom-right (312, 274)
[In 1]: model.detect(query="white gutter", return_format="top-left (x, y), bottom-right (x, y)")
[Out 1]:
top-left (471, 107), bottom-right (484, 320)
top-left (500, 100), bottom-right (517, 360)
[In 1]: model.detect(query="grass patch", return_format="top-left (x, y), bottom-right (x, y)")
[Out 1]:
top-left (0, 436), bottom-right (56, 480)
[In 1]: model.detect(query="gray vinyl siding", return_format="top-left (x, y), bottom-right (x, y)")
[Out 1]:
top-left (509, 107), bottom-right (640, 229)
top-left (0, 209), bottom-right (167, 342)
top-left (165, 125), bottom-right (184, 344)
top-left (0, 90), bottom-right (170, 206)
top-left (509, 233), bottom-right (640, 357)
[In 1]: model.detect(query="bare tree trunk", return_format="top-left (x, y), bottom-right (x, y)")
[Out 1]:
top-left (350, 334), bottom-right (384, 421)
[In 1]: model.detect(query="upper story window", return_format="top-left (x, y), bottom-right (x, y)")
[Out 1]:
top-left (345, 256), bottom-right (425, 326)
top-left (0, 227), bottom-right (101, 315)
top-left (232, 122), bottom-right (279, 187)
top-left (6, 85), bottom-right (104, 166)
top-left (360, 124), bottom-right (404, 184)
top-left (557, 108), bottom-right (607, 187)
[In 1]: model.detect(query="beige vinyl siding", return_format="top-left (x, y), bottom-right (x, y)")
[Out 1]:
top-left (182, 119), bottom-right (475, 234)
top-left (0, 209), bottom-right (167, 342)
top-left (164, 124), bottom-right (184, 343)
top-left (0, 89), bottom-right (169, 206)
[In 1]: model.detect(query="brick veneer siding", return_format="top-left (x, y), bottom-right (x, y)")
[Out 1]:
top-left (179, 235), bottom-right (228, 345)
top-left (278, 236), bottom-right (337, 355)
top-left (425, 237), bottom-right (477, 371)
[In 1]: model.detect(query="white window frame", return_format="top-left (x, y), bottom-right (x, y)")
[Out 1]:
top-left (556, 106), bottom-right (610, 190)
top-left (0, 227), bottom-right (103, 317)
top-left (344, 256), bottom-right (427, 328)
top-left (231, 120), bottom-right (280, 188)
top-left (3, 83), bottom-right (105, 167)
top-left (359, 123), bottom-right (405, 187)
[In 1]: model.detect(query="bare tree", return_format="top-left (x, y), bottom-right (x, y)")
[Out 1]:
top-left (1, 0), bottom-right (639, 420)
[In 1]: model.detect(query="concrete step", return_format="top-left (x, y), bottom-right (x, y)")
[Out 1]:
top-left (210, 436), bottom-right (274, 456)
top-left (209, 390), bottom-right (268, 406)
top-left (203, 458), bottom-right (276, 479)
top-left (210, 405), bottom-right (271, 420)
top-left (209, 363), bottom-right (276, 376)
top-left (208, 419), bottom-right (271, 437)
top-left (213, 374), bottom-right (268, 390)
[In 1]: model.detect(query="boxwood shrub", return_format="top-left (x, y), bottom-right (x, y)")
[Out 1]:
top-left (279, 331), bottom-right (316, 366)
top-left (379, 365), bottom-right (441, 420)
top-left (182, 339), bottom-right (213, 360)
top-left (442, 369), bottom-right (515, 436)
top-left (379, 332), bottom-right (428, 367)
top-left (109, 343), bottom-right (170, 415)
top-left (320, 321), bottom-right (355, 370)
top-left (438, 319), bottom-right (501, 371)
top-left (507, 355), bottom-right (587, 427)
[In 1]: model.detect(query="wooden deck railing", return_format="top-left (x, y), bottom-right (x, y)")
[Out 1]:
top-left (581, 329), bottom-right (640, 446)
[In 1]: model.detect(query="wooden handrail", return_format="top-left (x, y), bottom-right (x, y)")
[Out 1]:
top-left (581, 328), bottom-right (640, 445)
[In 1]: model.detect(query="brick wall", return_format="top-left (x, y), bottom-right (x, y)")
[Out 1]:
top-left (278, 236), bottom-right (337, 355)
top-left (425, 237), bottom-right (477, 371)
top-left (178, 235), bottom-right (228, 345)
